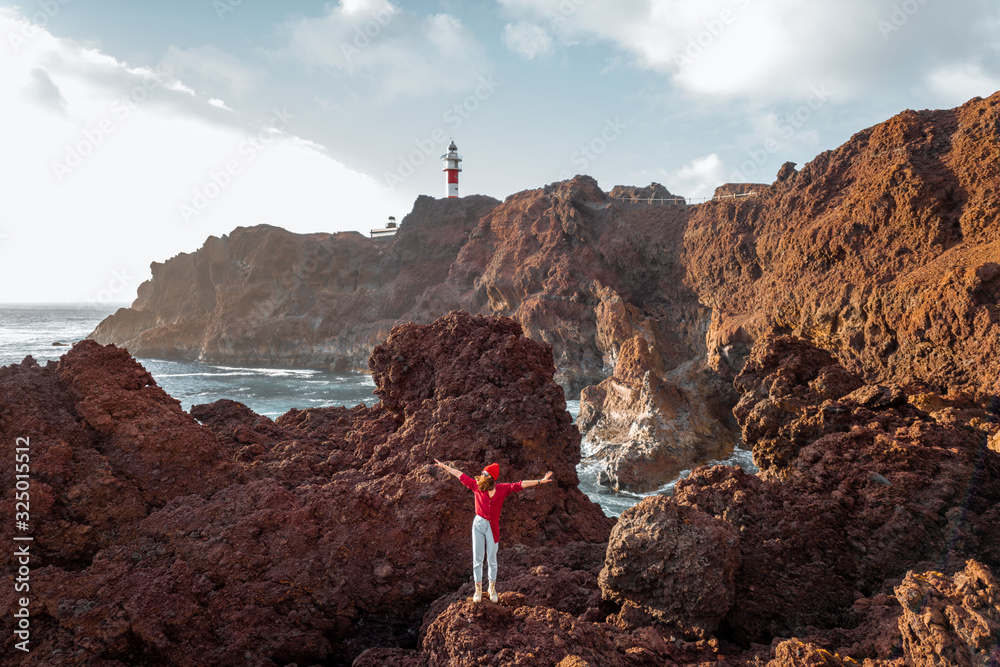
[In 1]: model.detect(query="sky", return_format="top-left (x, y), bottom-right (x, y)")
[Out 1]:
top-left (1, 0), bottom-right (998, 303)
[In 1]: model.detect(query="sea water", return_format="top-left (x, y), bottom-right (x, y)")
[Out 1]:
top-left (0, 303), bottom-right (756, 517)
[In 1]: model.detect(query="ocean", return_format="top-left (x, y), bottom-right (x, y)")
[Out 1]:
top-left (0, 303), bottom-right (756, 517)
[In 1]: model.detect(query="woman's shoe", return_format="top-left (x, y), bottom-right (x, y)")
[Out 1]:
top-left (473, 582), bottom-right (483, 603)
top-left (488, 580), bottom-right (498, 603)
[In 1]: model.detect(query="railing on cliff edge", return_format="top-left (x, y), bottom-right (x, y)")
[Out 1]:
top-left (608, 191), bottom-right (759, 206)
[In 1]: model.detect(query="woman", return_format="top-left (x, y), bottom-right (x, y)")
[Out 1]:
top-left (434, 459), bottom-right (554, 602)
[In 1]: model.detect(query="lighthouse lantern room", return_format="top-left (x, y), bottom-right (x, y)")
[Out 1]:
top-left (441, 140), bottom-right (462, 198)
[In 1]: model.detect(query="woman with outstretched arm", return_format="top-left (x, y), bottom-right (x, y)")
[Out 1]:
top-left (434, 459), bottom-right (554, 603)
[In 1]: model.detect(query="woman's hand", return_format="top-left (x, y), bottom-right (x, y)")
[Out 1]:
top-left (541, 471), bottom-right (554, 484)
top-left (434, 459), bottom-right (462, 479)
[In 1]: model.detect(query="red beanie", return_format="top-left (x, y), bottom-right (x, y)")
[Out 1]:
top-left (483, 463), bottom-right (499, 480)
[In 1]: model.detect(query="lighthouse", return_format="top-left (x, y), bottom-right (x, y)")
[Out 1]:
top-left (441, 140), bottom-right (462, 198)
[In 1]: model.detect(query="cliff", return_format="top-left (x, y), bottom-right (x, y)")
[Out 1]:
top-left (88, 92), bottom-right (1000, 494)
top-left (90, 179), bottom-right (707, 396)
top-left (90, 195), bottom-right (501, 371)
top-left (685, 94), bottom-right (1000, 397)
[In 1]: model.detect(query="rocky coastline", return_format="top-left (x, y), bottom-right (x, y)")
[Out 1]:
top-left (89, 93), bottom-right (1000, 494)
top-left (4, 313), bottom-right (1000, 665)
top-left (2, 93), bottom-right (998, 665)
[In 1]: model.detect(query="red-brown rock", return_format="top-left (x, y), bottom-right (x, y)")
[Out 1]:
top-left (90, 174), bottom-right (725, 425)
top-left (896, 560), bottom-right (1000, 667)
top-left (373, 593), bottom-right (723, 667)
top-left (0, 311), bottom-right (613, 665)
top-left (579, 335), bottom-right (738, 492)
top-left (90, 195), bottom-right (501, 372)
top-left (608, 182), bottom-right (676, 201)
top-left (0, 356), bottom-right (148, 573)
top-left (733, 335), bottom-right (999, 477)
top-left (56, 341), bottom-right (242, 504)
top-left (86, 94), bottom-right (1000, 498)
top-left (685, 93), bottom-right (1000, 398)
top-left (599, 495), bottom-right (741, 638)
top-left (675, 335), bottom-right (1000, 645)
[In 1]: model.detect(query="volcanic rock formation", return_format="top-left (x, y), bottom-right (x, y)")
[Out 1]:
top-left (89, 195), bottom-right (501, 372)
top-left (578, 335), bottom-right (738, 492)
top-left (599, 495), bottom-right (740, 637)
top-left (678, 334), bottom-right (1000, 646)
top-left (355, 332), bottom-right (1000, 665)
top-left (896, 559), bottom-right (1000, 667)
top-left (607, 181), bottom-right (677, 202)
top-left (4, 325), bottom-right (1000, 665)
top-left (89, 93), bottom-right (1000, 494)
top-left (0, 312), bottom-right (613, 665)
top-left (685, 94), bottom-right (1000, 398)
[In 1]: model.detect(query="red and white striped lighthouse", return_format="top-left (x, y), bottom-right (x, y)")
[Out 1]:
top-left (441, 140), bottom-right (462, 198)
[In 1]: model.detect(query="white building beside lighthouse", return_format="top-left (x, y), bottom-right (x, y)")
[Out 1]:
top-left (441, 140), bottom-right (462, 198)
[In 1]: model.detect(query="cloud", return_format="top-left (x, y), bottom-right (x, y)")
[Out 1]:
top-left (926, 64), bottom-right (1000, 107)
top-left (671, 153), bottom-right (728, 199)
top-left (159, 45), bottom-right (260, 99)
top-left (496, 0), bottom-right (1000, 105)
top-left (279, 0), bottom-right (492, 101)
top-left (22, 68), bottom-right (70, 118)
top-left (621, 152), bottom-right (730, 200)
top-left (0, 11), bottom-right (411, 302)
top-left (502, 22), bottom-right (554, 60)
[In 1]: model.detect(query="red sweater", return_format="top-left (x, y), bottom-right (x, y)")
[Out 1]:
top-left (460, 473), bottom-right (523, 544)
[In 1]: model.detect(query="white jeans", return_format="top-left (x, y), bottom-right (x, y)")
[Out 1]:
top-left (471, 514), bottom-right (498, 583)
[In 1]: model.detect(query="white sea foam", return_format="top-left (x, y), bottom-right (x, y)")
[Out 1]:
top-left (575, 438), bottom-right (759, 518)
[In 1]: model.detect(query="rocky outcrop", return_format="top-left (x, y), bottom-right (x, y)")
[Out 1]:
top-left (90, 195), bottom-right (501, 372)
top-left (91, 179), bottom-right (712, 400)
top-left (431, 179), bottom-right (738, 488)
top-left (685, 94), bottom-right (1000, 399)
top-left (675, 334), bottom-right (1000, 645)
top-left (16, 95), bottom-right (1000, 667)
top-left (90, 175), bottom-right (734, 491)
top-left (0, 312), bottom-right (613, 665)
top-left (422, 176), bottom-right (708, 395)
top-left (599, 495), bottom-right (740, 638)
top-left (734, 335), bottom-right (999, 476)
top-left (608, 182), bottom-right (677, 201)
top-left (353, 539), bottom-right (731, 666)
top-left (14, 326), bottom-right (999, 666)
top-left (713, 182), bottom-right (769, 198)
top-left (579, 335), bottom-right (738, 492)
top-left (896, 560), bottom-right (1000, 667)
top-left (357, 595), bottom-right (718, 667)
top-left (525, 335), bottom-right (997, 665)
top-left (89, 93), bottom-right (1000, 495)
